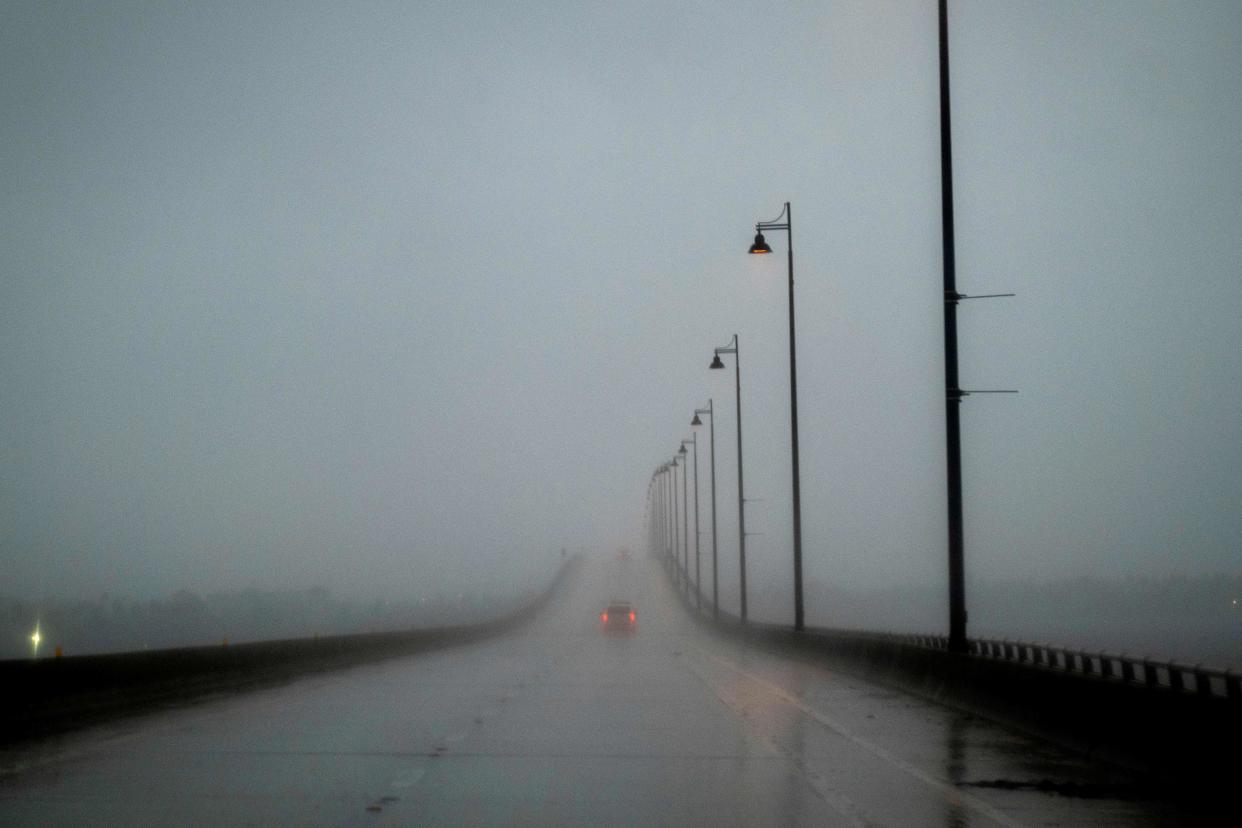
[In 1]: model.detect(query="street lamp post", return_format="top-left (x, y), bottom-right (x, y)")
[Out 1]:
top-left (682, 436), bottom-right (700, 612)
top-left (652, 466), bottom-right (667, 563)
top-left (670, 456), bottom-right (680, 585)
top-left (749, 201), bottom-right (806, 632)
top-left (710, 334), bottom-right (747, 622)
top-left (654, 469), bottom-right (665, 563)
top-left (678, 444), bottom-right (690, 600)
top-left (652, 472), bottom-right (661, 560)
top-left (669, 459), bottom-right (680, 584)
top-left (659, 466), bottom-right (666, 563)
top-left (660, 463), bottom-right (672, 572)
top-left (692, 401), bottom-right (718, 618)
top-left (650, 471), bottom-right (660, 556)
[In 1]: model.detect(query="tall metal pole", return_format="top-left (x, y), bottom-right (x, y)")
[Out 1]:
top-left (784, 204), bottom-right (805, 632)
top-left (654, 472), bottom-right (660, 558)
top-left (653, 476), bottom-right (659, 558)
top-left (667, 465), bottom-right (674, 575)
top-left (662, 466), bottom-right (671, 570)
top-left (711, 335), bottom-right (746, 621)
top-left (753, 203), bottom-right (803, 631)
top-left (650, 471), bottom-right (660, 556)
top-left (708, 400), bottom-right (718, 618)
top-left (665, 466), bottom-right (675, 576)
top-left (694, 402), bottom-right (719, 617)
top-left (669, 464), bottom-right (676, 575)
top-left (657, 469), bottom-right (664, 564)
top-left (671, 460), bottom-right (679, 584)
top-left (940, 0), bottom-right (968, 653)
top-left (675, 459), bottom-right (685, 588)
top-left (656, 470), bottom-right (662, 561)
top-left (668, 465), bottom-right (675, 574)
top-left (690, 434), bottom-right (701, 612)
top-left (734, 336), bottom-right (747, 622)
top-left (658, 470), bottom-right (666, 563)
top-left (652, 473), bottom-right (658, 558)
top-left (674, 458), bottom-right (683, 589)
top-left (680, 452), bottom-right (689, 600)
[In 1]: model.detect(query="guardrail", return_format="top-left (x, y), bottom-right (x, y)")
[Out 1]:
top-left (811, 630), bottom-right (1242, 701)
top-left (660, 553), bottom-right (1240, 801)
top-left (671, 567), bottom-right (1241, 703)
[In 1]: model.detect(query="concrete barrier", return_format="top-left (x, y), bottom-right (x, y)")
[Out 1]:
top-left (2, 556), bottom-right (579, 744)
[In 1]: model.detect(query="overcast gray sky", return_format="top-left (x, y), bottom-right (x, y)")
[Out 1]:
top-left (3, 2), bottom-right (1240, 626)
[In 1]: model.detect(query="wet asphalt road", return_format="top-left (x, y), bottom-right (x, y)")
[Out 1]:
top-left (0, 555), bottom-right (1183, 826)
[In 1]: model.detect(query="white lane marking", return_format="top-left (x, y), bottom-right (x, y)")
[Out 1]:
top-left (689, 644), bottom-right (1025, 828)
top-left (681, 654), bottom-right (872, 827)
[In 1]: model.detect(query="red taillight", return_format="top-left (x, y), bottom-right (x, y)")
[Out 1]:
top-left (601, 612), bottom-right (608, 623)
top-left (629, 611), bottom-right (636, 623)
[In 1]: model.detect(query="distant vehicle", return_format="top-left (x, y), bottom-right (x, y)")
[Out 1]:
top-left (617, 547), bottom-right (632, 561)
top-left (600, 601), bottom-right (636, 634)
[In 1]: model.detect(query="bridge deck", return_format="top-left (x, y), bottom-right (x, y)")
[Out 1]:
top-left (0, 555), bottom-right (1183, 825)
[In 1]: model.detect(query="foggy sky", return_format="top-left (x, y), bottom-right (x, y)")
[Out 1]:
top-left (3, 2), bottom-right (1240, 627)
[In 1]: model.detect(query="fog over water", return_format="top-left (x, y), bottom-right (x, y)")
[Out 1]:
top-left (2, 2), bottom-right (1240, 661)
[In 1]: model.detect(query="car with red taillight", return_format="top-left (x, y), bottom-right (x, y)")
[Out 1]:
top-left (600, 601), bottom-right (636, 633)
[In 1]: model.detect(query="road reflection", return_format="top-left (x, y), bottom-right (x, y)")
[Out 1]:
top-left (943, 712), bottom-right (970, 827)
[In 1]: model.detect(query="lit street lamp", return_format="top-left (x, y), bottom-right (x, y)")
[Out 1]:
top-left (710, 334), bottom-right (747, 622)
top-left (749, 201), bottom-right (806, 632)
top-left (692, 401), bottom-right (719, 618)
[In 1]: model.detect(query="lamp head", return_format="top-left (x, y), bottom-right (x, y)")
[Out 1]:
top-left (679, 444), bottom-right (687, 456)
top-left (690, 413), bottom-right (702, 426)
top-left (749, 231), bottom-right (772, 254)
top-left (709, 354), bottom-right (725, 370)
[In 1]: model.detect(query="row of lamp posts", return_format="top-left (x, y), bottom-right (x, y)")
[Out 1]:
top-left (646, 202), bottom-right (804, 628)
top-left (647, 1), bottom-right (1002, 645)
